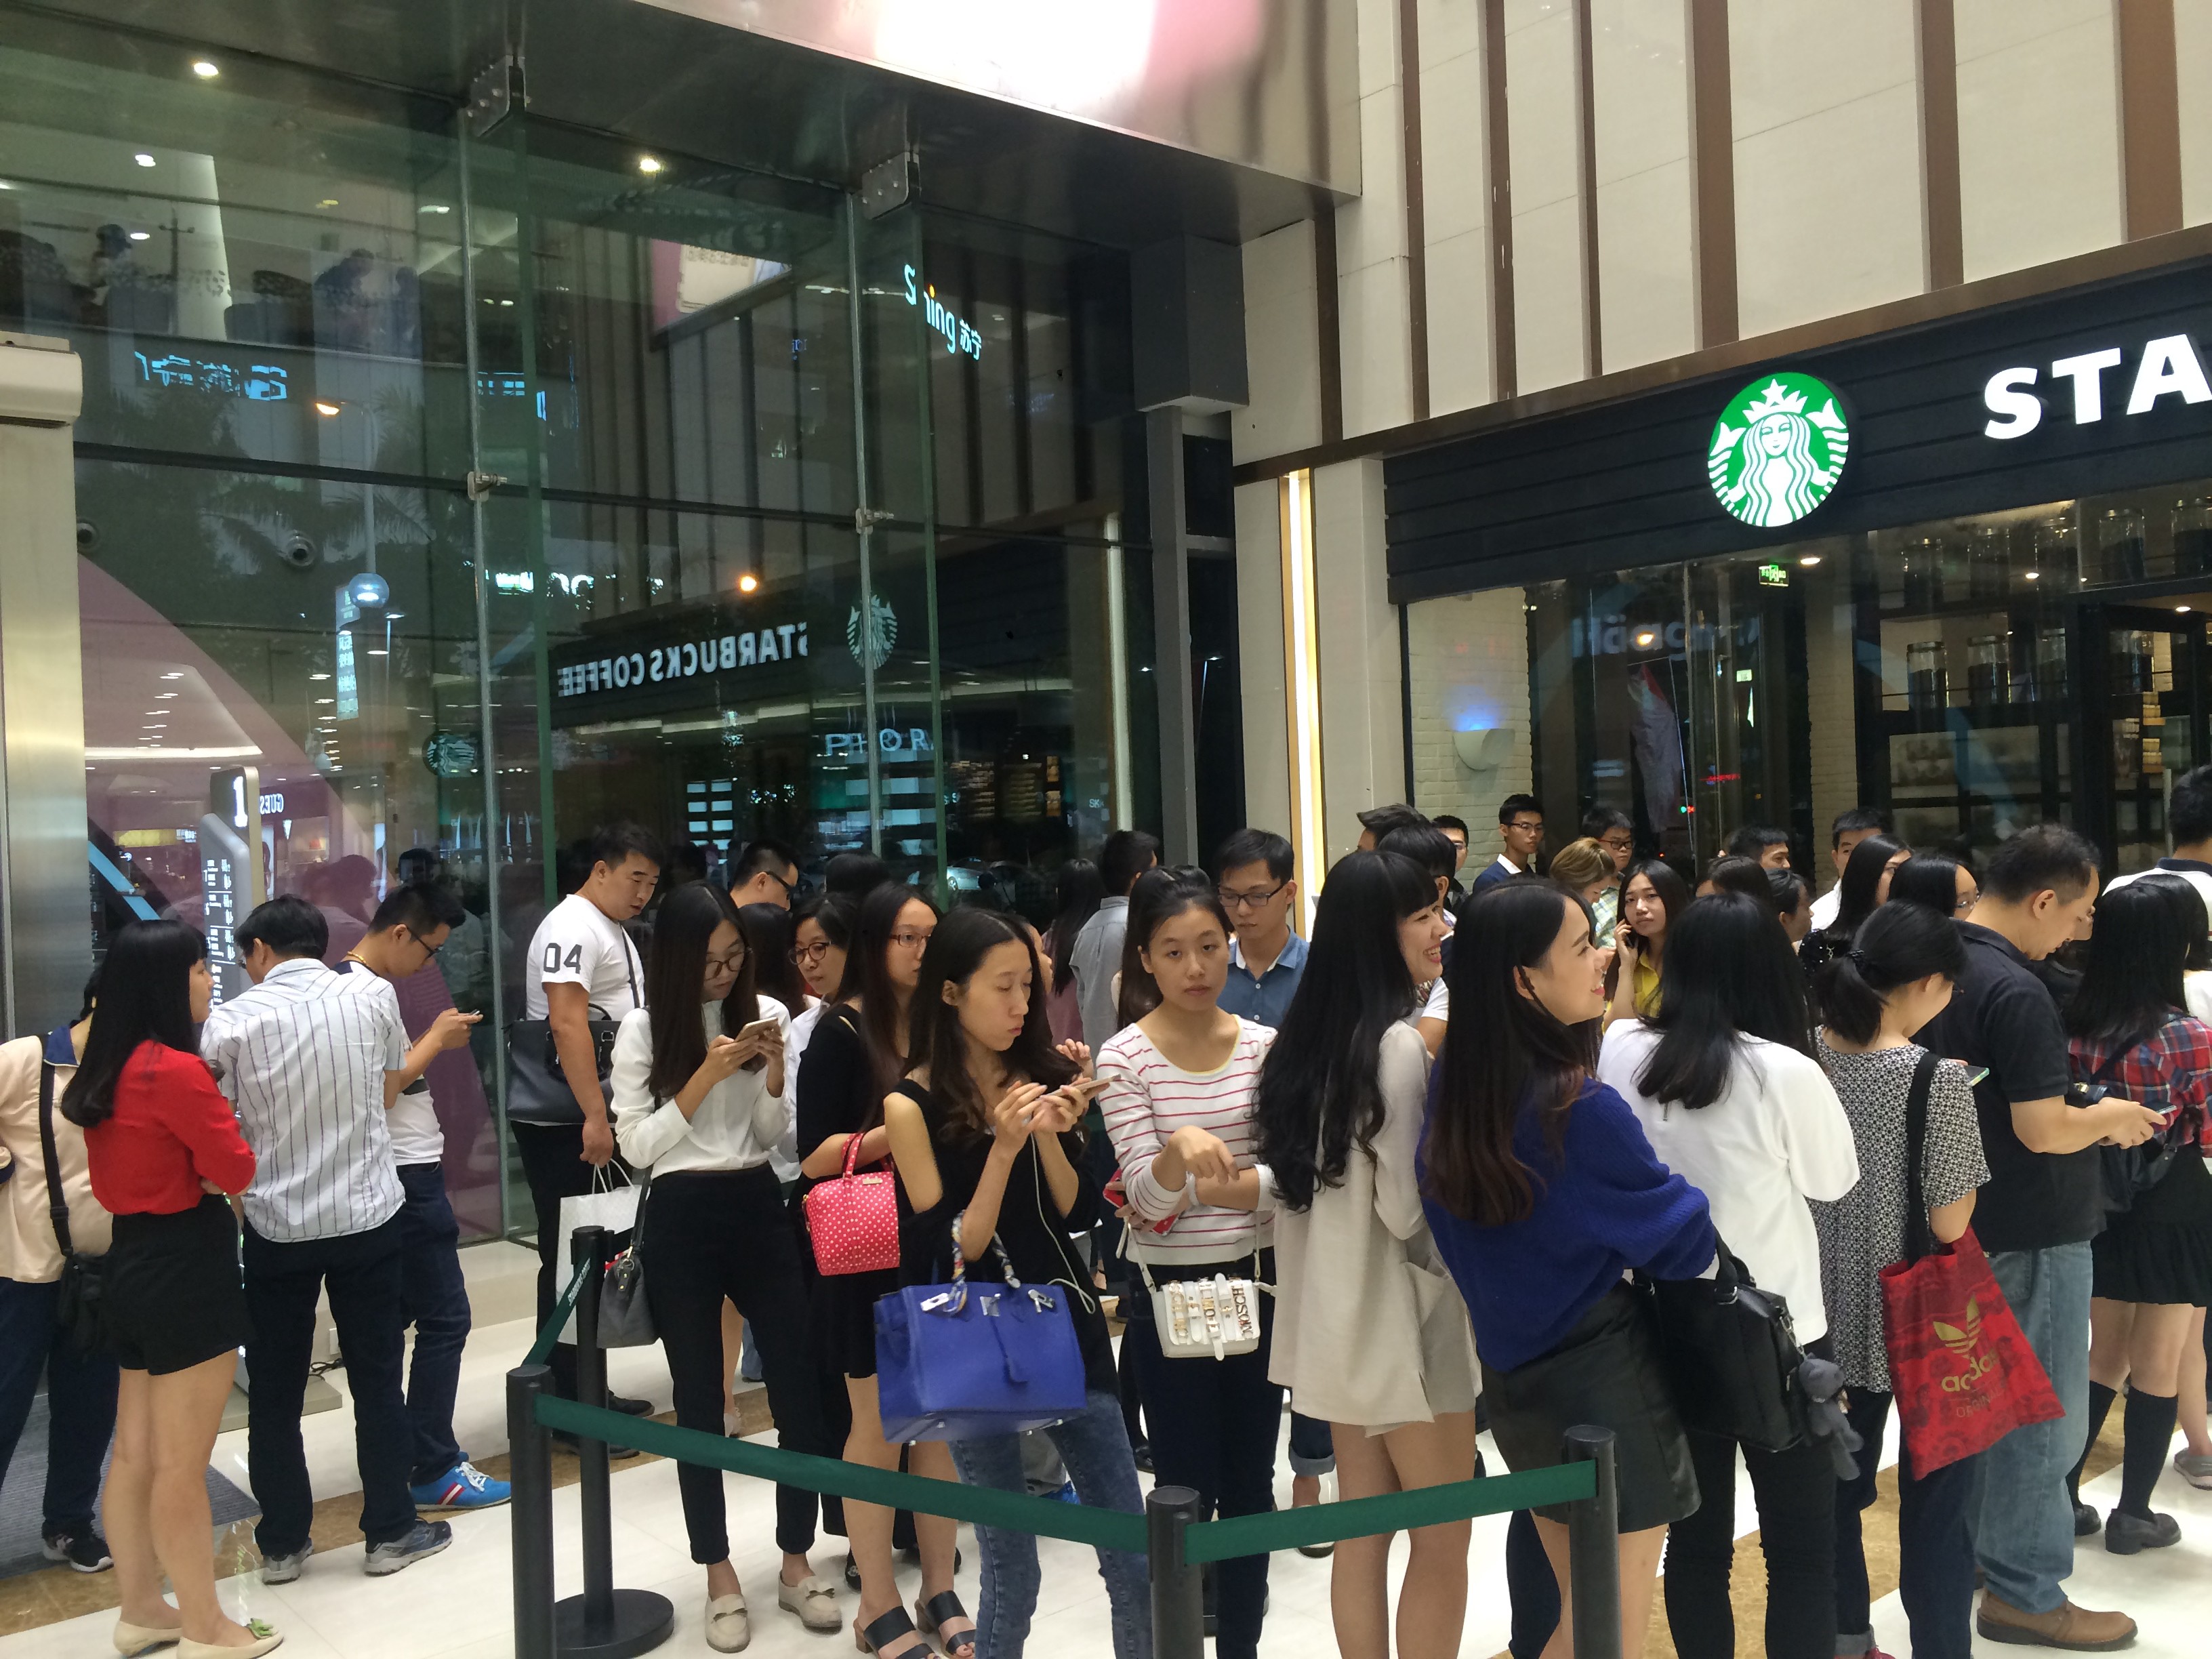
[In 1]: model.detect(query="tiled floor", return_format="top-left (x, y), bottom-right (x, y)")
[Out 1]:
top-left (1, 1306), bottom-right (2203, 1657)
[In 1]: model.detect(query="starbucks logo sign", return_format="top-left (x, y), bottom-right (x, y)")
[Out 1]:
top-left (1707, 373), bottom-right (1851, 529)
top-left (847, 594), bottom-right (898, 672)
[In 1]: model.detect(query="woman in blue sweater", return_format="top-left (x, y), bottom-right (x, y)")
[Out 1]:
top-left (1423, 880), bottom-right (1715, 1659)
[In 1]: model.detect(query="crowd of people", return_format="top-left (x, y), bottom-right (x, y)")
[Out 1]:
top-left (4, 774), bottom-right (2210, 1659)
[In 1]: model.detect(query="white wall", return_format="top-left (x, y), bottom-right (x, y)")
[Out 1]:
top-left (1405, 587), bottom-right (1536, 830)
top-left (1417, 0), bottom-right (1496, 413)
top-left (1233, 480), bottom-right (1294, 838)
top-left (1311, 457), bottom-right (1406, 857)
top-left (1233, 221), bottom-right (1323, 464)
top-left (1503, 0), bottom-right (1589, 392)
top-left (1591, 0), bottom-right (1695, 371)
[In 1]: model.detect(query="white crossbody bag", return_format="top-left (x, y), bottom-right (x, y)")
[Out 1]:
top-left (1123, 1233), bottom-right (1271, 1360)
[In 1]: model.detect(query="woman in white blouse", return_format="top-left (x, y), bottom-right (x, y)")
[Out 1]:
top-left (611, 882), bottom-right (842, 1652)
top-left (1595, 889), bottom-right (1860, 1659)
top-left (1254, 849), bottom-right (1480, 1659)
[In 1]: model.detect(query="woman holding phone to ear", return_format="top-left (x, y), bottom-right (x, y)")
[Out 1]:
top-left (1607, 861), bottom-right (1688, 1027)
top-left (610, 882), bottom-right (842, 1651)
top-left (884, 906), bottom-right (1145, 1659)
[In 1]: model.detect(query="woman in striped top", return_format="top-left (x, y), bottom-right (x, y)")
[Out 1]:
top-left (1255, 850), bottom-right (1479, 1659)
top-left (1096, 868), bottom-right (1278, 1659)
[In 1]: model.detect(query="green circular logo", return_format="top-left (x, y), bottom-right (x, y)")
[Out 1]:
top-left (1708, 372), bottom-right (1850, 528)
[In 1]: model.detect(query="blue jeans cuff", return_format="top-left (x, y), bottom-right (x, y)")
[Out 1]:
top-left (1288, 1451), bottom-right (1334, 1478)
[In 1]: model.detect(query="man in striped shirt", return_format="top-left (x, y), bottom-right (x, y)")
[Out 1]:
top-left (203, 895), bottom-right (452, 1582)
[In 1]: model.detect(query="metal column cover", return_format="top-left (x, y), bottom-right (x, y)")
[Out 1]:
top-left (1147, 407), bottom-right (1200, 865)
top-left (0, 333), bottom-right (89, 1039)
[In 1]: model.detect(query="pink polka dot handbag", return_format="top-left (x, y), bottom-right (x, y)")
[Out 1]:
top-left (804, 1132), bottom-right (900, 1275)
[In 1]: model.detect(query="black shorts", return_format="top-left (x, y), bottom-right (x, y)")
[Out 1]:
top-left (106, 1194), bottom-right (253, 1375)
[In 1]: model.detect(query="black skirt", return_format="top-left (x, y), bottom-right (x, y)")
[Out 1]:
top-left (2093, 1145), bottom-right (2212, 1306)
top-left (106, 1193), bottom-right (252, 1375)
top-left (1480, 1283), bottom-right (1698, 1532)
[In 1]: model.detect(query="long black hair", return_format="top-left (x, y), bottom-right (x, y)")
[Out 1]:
top-left (1424, 882), bottom-right (1598, 1225)
top-left (736, 901), bottom-right (811, 1016)
top-left (1620, 857), bottom-right (1690, 950)
top-left (1814, 898), bottom-right (1967, 1046)
top-left (1115, 866), bottom-right (1230, 1030)
top-left (1046, 859), bottom-right (1104, 994)
top-left (2068, 878), bottom-right (2190, 1044)
top-left (905, 906), bottom-right (1078, 1141)
top-left (834, 881), bottom-right (941, 1096)
top-left (59, 921), bottom-right (208, 1128)
top-left (1887, 853), bottom-right (1971, 918)
top-left (2137, 872), bottom-right (2212, 972)
top-left (1830, 834), bottom-right (1907, 941)
top-left (1634, 892), bottom-right (1813, 1110)
top-left (1255, 851), bottom-right (1433, 1210)
top-left (643, 883), bottom-right (759, 1101)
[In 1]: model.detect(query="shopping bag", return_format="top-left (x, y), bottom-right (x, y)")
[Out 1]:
top-left (556, 1166), bottom-right (640, 1343)
top-left (802, 1132), bottom-right (899, 1276)
top-left (874, 1220), bottom-right (1086, 1443)
top-left (1877, 1052), bottom-right (2064, 1473)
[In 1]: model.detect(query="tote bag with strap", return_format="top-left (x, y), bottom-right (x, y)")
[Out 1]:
top-left (802, 1132), bottom-right (899, 1276)
top-left (873, 1217), bottom-right (1086, 1443)
top-left (1645, 1229), bottom-right (1808, 1452)
top-left (1879, 1049), bottom-right (2064, 1473)
top-left (506, 936), bottom-right (639, 1126)
top-left (596, 1162), bottom-right (656, 1349)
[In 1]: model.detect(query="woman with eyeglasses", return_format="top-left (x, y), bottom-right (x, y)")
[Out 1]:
top-left (1887, 853), bottom-right (1978, 919)
top-left (611, 882), bottom-right (842, 1650)
top-left (795, 884), bottom-right (967, 1659)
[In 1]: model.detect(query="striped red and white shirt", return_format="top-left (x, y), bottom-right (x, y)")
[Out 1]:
top-left (1097, 1018), bottom-right (1275, 1264)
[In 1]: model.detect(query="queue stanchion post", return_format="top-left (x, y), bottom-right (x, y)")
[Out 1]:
top-left (507, 1363), bottom-right (556, 1659)
top-left (555, 1224), bottom-right (674, 1659)
top-left (1147, 1485), bottom-right (1206, 1659)
top-left (1563, 1425), bottom-right (1622, 1659)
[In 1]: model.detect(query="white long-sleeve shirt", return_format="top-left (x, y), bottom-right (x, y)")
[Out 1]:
top-left (1096, 1018), bottom-right (1275, 1263)
top-left (611, 996), bottom-right (792, 1176)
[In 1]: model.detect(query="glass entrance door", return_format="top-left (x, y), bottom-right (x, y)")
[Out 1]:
top-left (2081, 601), bottom-right (2211, 876)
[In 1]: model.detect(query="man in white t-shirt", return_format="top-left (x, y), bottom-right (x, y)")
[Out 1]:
top-left (1808, 807), bottom-right (1887, 932)
top-left (2103, 761), bottom-right (2212, 918)
top-left (516, 823), bottom-right (661, 1406)
top-left (342, 882), bottom-right (512, 1513)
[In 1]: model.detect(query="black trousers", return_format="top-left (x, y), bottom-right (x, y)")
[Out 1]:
top-left (644, 1166), bottom-right (842, 1561)
top-left (512, 1121), bottom-right (602, 1398)
top-left (1122, 1252), bottom-right (1280, 1659)
top-left (1835, 1389), bottom-right (1978, 1659)
top-left (241, 1214), bottom-right (414, 1553)
top-left (1664, 1427), bottom-right (1836, 1659)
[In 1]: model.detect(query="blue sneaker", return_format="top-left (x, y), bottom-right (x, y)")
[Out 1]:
top-left (1050, 1481), bottom-right (1078, 1505)
top-left (409, 1460), bottom-right (512, 1513)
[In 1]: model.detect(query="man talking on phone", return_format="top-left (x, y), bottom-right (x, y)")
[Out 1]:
top-left (1917, 825), bottom-right (2163, 1652)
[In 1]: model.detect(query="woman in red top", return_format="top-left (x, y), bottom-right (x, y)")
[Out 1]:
top-left (60, 921), bottom-right (272, 1658)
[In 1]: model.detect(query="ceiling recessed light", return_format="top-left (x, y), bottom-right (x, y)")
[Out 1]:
top-left (190, 59), bottom-right (220, 79)
top-left (160, 672), bottom-right (183, 679)
top-left (1798, 554), bottom-right (1822, 567)
top-left (365, 649), bottom-right (388, 657)
top-left (314, 400), bottom-right (342, 416)
top-left (2024, 570), bottom-right (2041, 581)
top-left (308, 672), bottom-right (331, 681)
top-left (737, 573), bottom-right (759, 593)
top-left (319, 198), bottom-right (338, 209)
top-left (2178, 604), bottom-right (2193, 614)
top-left (418, 203), bottom-right (451, 214)
top-left (637, 155), bottom-right (663, 174)
top-left (156, 692), bottom-right (176, 699)
top-left (128, 230), bottom-right (150, 242)
top-left (134, 152), bottom-right (156, 167)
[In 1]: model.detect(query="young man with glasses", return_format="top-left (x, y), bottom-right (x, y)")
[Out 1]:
top-left (728, 838), bottom-right (800, 909)
top-left (1471, 794), bottom-right (1544, 894)
top-left (340, 883), bottom-right (510, 1515)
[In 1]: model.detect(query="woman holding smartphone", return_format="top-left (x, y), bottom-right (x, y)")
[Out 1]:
top-left (611, 882), bottom-right (842, 1650)
top-left (1607, 859), bottom-right (1688, 1026)
top-left (886, 907), bottom-right (1145, 1659)
top-left (794, 884), bottom-right (966, 1659)
top-left (1097, 868), bottom-right (1281, 1659)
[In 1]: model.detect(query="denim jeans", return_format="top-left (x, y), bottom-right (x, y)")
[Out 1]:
top-left (1836, 1389), bottom-right (1978, 1659)
top-left (949, 1391), bottom-right (1151, 1659)
top-left (0, 1276), bottom-right (118, 1536)
top-left (1973, 1242), bottom-right (2092, 1616)
top-left (1288, 1412), bottom-right (1334, 1478)
top-left (396, 1162), bottom-right (471, 1485)
top-left (1666, 1427), bottom-right (1835, 1659)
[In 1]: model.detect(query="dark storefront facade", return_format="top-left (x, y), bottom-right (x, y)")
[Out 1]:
top-left (1391, 255), bottom-right (2212, 885)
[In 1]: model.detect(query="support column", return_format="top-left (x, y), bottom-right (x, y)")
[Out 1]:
top-left (0, 332), bottom-right (89, 1038)
top-left (1148, 407), bottom-right (1199, 866)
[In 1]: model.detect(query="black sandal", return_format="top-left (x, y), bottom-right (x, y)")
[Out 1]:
top-left (857, 1606), bottom-right (925, 1656)
top-left (915, 1591), bottom-right (978, 1658)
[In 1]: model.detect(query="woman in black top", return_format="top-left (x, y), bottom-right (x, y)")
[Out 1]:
top-left (794, 884), bottom-right (962, 1659)
top-left (884, 907), bottom-right (1147, 1659)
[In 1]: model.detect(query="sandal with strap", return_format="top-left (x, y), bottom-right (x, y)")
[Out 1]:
top-left (855, 1607), bottom-right (925, 1657)
top-left (915, 1591), bottom-right (978, 1659)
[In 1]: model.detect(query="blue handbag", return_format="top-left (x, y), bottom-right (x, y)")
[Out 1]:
top-left (874, 1218), bottom-right (1088, 1443)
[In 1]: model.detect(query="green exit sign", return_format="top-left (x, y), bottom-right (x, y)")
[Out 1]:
top-left (1758, 562), bottom-right (1789, 587)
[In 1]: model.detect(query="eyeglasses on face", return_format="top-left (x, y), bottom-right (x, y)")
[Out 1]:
top-left (403, 928), bottom-right (443, 960)
top-left (790, 940), bottom-right (834, 966)
top-left (705, 949), bottom-right (746, 975)
top-left (890, 929), bottom-right (935, 951)
top-left (1507, 819), bottom-right (1544, 834)
top-left (1598, 834), bottom-right (1633, 851)
top-left (1216, 880), bottom-right (1288, 911)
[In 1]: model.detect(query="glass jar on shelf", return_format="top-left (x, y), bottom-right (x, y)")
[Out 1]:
top-left (1901, 537), bottom-right (1947, 611)
top-left (2027, 514), bottom-right (2076, 591)
top-left (1967, 632), bottom-right (2010, 709)
top-left (1969, 523), bottom-right (2011, 600)
top-left (2098, 506), bottom-right (2148, 584)
top-left (1908, 639), bottom-right (1948, 714)
top-left (2173, 497), bottom-right (2212, 576)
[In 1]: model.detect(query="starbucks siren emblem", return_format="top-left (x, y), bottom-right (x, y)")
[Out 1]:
top-left (846, 593), bottom-right (898, 672)
top-left (1708, 372), bottom-right (1851, 528)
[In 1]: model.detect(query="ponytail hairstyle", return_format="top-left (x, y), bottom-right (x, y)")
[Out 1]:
top-left (1814, 898), bottom-right (1967, 1046)
top-left (644, 882), bottom-right (758, 1102)
top-left (1423, 882), bottom-right (1599, 1225)
top-left (1115, 866), bottom-right (1229, 1030)
top-left (60, 920), bottom-right (209, 1128)
top-left (1635, 891), bottom-right (1811, 1110)
top-left (904, 907), bottom-right (1078, 1141)
top-left (1255, 851), bottom-right (1435, 1210)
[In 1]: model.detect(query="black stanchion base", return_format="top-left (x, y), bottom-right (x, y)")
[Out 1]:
top-left (553, 1588), bottom-right (676, 1659)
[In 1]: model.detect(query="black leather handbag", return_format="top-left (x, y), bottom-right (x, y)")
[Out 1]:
top-left (504, 943), bottom-right (638, 1127)
top-left (1643, 1231), bottom-right (1807, 1452)
top-left (37, 1044), bottom-right (108, 1356)
top-left (2082, 1023), bottom-right (2186, 1214)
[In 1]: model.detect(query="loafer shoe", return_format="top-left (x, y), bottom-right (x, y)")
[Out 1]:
top-left (778, 1574), bottom-right (840, 1632)
top-left (1977, 1592), bottom-right (2137, 1651)
top-left (2072, 1498), bottom-right (2100, 1536)
top-left (2102, 1509), bottom-right (2179, 1554)
top-left (705, 1592), bottom-right (750, 1653)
